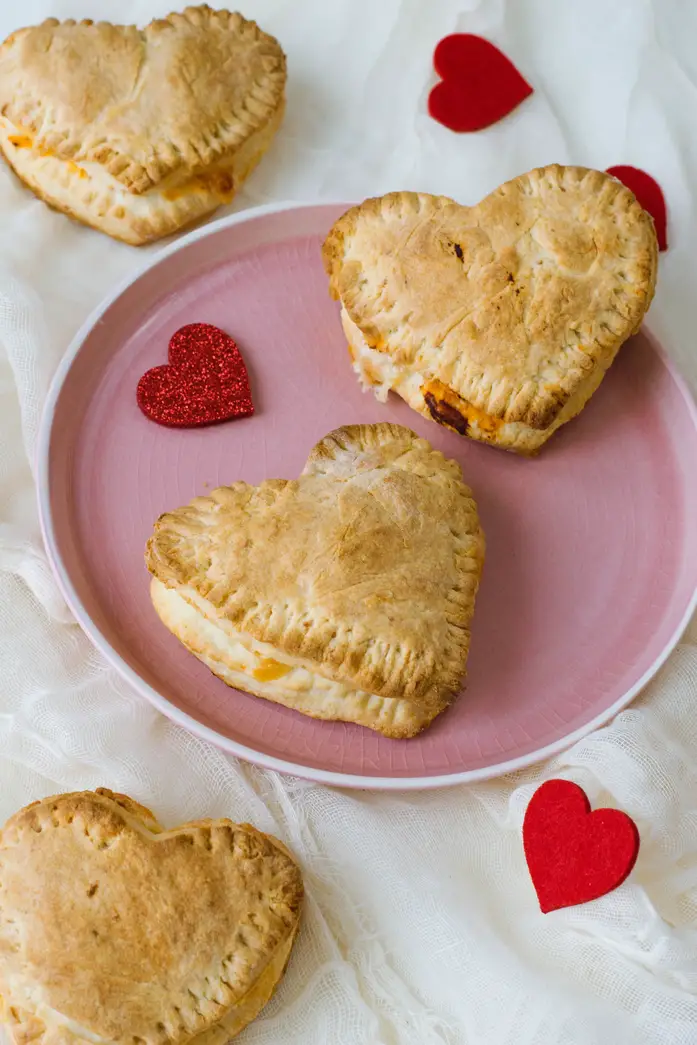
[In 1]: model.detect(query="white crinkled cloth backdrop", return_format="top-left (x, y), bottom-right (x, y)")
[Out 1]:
top-left (1, 1), bottom-right (697, 1042)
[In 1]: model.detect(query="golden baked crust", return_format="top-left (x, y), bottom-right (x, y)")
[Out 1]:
top-left (148, 577), bottom-right (451, 738)
top-left (0, 788), bottom-right (303, 1045)
top-left (0, 7), bottom-right (286, 244)
top-left (323, 166), bottom-right (658, 453)
top-left (145, 423), bottom-right (485, 737)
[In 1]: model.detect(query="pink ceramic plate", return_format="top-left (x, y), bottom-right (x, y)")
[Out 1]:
top-left (38, 202), bottom-right (697, 789)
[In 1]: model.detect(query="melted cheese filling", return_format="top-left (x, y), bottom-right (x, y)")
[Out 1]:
top-left (153, 578), bottom-right (376, 698)
top-left (421, 378), bottom-right (503, 434)
top-left (341, 308), bottom-right (507, 437)
top-left (150, 579), bottom-right (436, 734)
top-left (0, 119), bottom-right (235, 219)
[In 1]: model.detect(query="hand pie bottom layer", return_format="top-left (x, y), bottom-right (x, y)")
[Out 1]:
top-left (0, 900), bottom-right (297, 1045)
top-left (0, 107), bottom-right (283, 245)
top-left (151, 578), bottom-right (446, 739)
top-left (340, 308), bottom-right (609, 455)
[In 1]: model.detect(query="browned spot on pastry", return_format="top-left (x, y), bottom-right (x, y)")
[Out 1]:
top-left (527, 388), bottom-right (568, 430)
top-left (422, 379), bottom-right (502, 436)
top-left (8, 134), bottom-right (32, 148)
top-left (453, 243), bottom-right (464, 260)
top-left (220, 172), bottom-right (234, 193)
top-left (424, 391), bottom-right (468, 435)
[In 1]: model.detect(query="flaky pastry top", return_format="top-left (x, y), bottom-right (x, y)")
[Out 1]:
top-left (0, 788), bottom-right (302, 1044)
top-left (146, 423), bottom-right (484, 706)
top-left (323, 166), bottom-right (658, 430)
top-left (0, 6), bottom-right (286, 193)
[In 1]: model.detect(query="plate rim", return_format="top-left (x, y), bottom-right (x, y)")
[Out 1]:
top-left (36, 200), bottom-right (697, 791)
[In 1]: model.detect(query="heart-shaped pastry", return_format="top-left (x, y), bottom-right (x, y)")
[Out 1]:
top-left (0, 789), bottom-right (303, 1045)
top-left (0, 7), bottom-right (286, 244)
top-left (137, 323), bottom-right (255, 427)
top-left (523, 779), bottom-right (640, 913)
top-left (323, 165), bottom-right (658, 454)
top-left (428, 34), bottom-right (533, 133)
top-left (146, 423), bottom-right (485, 738)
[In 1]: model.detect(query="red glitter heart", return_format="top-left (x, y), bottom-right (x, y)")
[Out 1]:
top-left (428, 34), bottom-right (533, 133)
top-left (606, 165), bottom-right (668, 251)
top-left (137, 323), bottom-right (254, 427)
top-left (523, 780), bottom-right (640, 914)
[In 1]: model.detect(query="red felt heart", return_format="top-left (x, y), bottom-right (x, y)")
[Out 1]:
top-left (428, 34), bottom-right (533, 133)
top-left (606, 165), bottom-right (668, 251)
top-left (523, 779), bottom-right (640, 914)
top-left (137, 323), bottom-right (254, 427)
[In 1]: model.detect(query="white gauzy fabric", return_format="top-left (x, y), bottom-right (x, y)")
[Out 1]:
top-left (0, 1), bottom-right (696, 1042)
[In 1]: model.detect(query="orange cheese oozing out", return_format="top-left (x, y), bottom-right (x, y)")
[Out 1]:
top-left (422, 378), bottom-right (502, 435)
top-left (459, 400), bottom-right (502, 434)
top-left (366, 335), bottom-right (388, 353)
top-left (8, 134), bottom-right (87, 178)
top-left (65, 159), bottom-right (87, 179)
top-left (253, 658), bottom-right (292, 683)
